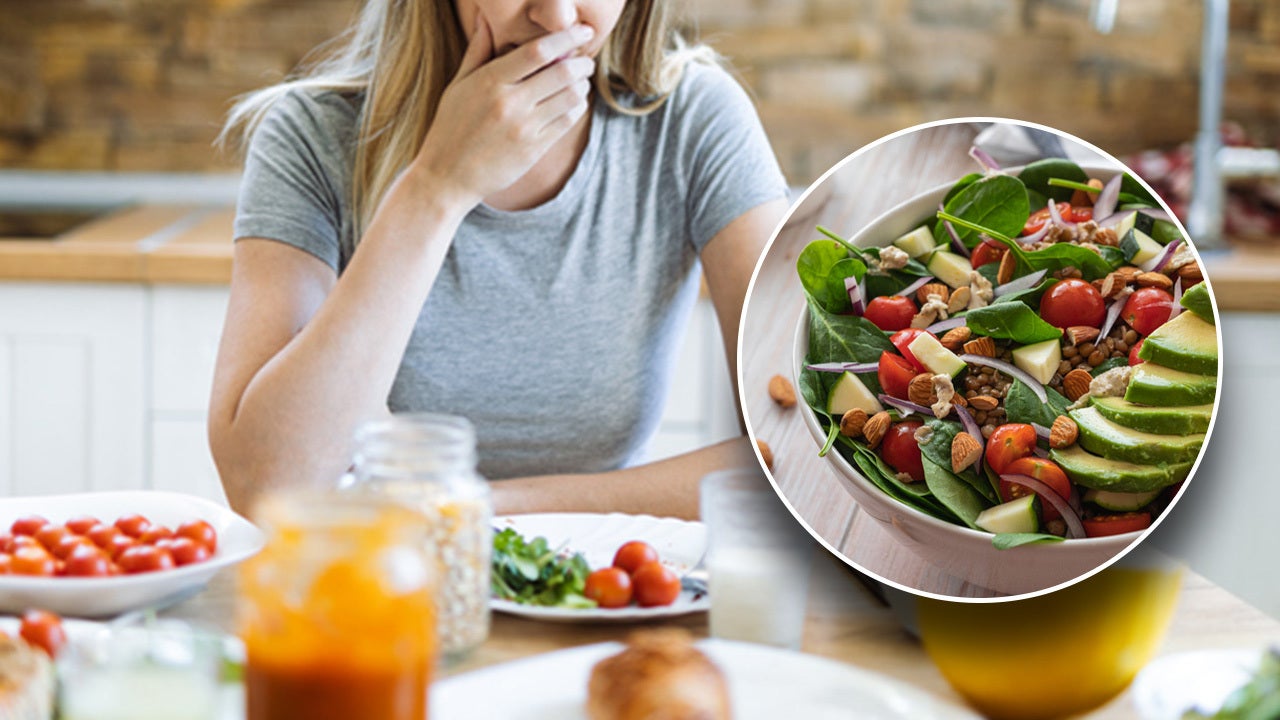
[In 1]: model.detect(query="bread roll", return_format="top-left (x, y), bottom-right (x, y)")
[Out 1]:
top-left (586, 629), bottom-right (730, 720)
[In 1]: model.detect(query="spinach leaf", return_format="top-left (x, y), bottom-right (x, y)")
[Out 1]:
top-left (964, 302), bottom-right (1063, 344)
top-left (864, 247), bottom-right (931, 277)
top-left (992, 277), bottom-right (1056, 307)
top-left (797, 240), bottom-right (855, 313)
top-left (1004, 380), bottom-right (1070, 427)
top-left (841, 440), bottom-right (960, 523)
top-left (1098, 245), bottom-right (1127, 268)
top-left (1019, 158), bottom-right (1088, 206)
top-left (1152, 219), bottom-right (1182, 246)
top-left (806, 298), bottom-right (895, 364)
top-left (1120, 173), bottom-right (1159, 206)
top-left (491, 528), bottom-right (595, 607)
top-left (1021, 243), bottom-right (1115, 280)
top-left (992, 533), bottom-right (1066, 550)
top-left (922, 457), bottom-right (991, 530)
top-left (798, 366), bottom-right (835, 419)
top-left (1091, 357), bottom-right (1128, 377)
top-left (941, 174), bottom-right (1030, 248)
top-left (976, 261), bottom-right (1000, 285)
top-left (921, 418), bottom-right (999, 504)
top-left (944, 172), bottom-right (984, 205)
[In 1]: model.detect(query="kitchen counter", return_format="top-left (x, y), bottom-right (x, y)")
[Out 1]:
top-left (0, 205), bottom-right (233, 284)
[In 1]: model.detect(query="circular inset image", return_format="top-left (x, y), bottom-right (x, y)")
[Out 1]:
top-left (739, 118), bottom-right (1221, 600)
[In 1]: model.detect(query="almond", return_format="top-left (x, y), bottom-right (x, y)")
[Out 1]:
top-left (908, 373), bottom-right (937, 407)
top-left (940, 326), bottom-right (972, 352)
top-left (839, 408), bottom-right (868, 437)
top-left (1114, 266), bottom-right (1142, 284)
top-left (1095, 272), bottom-right (1123, 299)
top-left (1050, 415), bottom-right (1079, 449)
top-left (917, 282), bottom-right (951, 305)
top-left (1065, 326), bottom-right (1100, 346)
top-left (1136, 271), bottom-right (1173, 290)
top-left (950, 431), bottom-right (983, 473)
top-left (997, 250), bottom-right (1017, 285)
top-left (967, 395), bottom-right (999, 411)
top-left (756, 439), bottom-right (774, 470)
top-left (1177, 263), bottom-right (1204, 286)
top-left (768, 374), bottom-right (797, 408)
top-left (863, 411), bottom-right (891, 449)
top-left (962, 336), bottom-right (996, 357)
top-left (947, 286), bottom-right (971, 314)
top-left (1063, 368), bottom-right (1093, 401)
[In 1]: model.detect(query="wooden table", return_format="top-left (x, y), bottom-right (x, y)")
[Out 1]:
top-left (167, 550), bottom-right (1280, 718)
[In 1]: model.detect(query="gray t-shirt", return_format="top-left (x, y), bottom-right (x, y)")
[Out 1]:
top-left (233, 60), bottom-right (787, 479)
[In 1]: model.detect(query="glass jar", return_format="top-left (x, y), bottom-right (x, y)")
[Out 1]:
top-left (352, 413), bottom-right (492, 660)
top-left (238, 491), bottom-right (436, 720)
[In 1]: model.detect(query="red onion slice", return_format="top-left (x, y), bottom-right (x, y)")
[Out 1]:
top-left (1170, 277), bottom-right (1183, 321)
top-left (1032, 446), bottom-right (1050, 459)
top-left (969, 146), bottom-right (1002, 173)
top-left (1144, 237), bottom-right (1183, 273)
top-left (1099, 293), bottom-right (1125, 341)
top-left (1047, 197), bottom-right (1075, 228)
top-left (1137, 207), bottom-right (1175, 224)
top-left (927, 316), bottom-right (967, 334)
top-left (1001, 473), bottom-right (1085, 539)
top-left (953, 404), bottom-right (984, 455)
top-left (844, 276), bottom-right (865, 315)
top-left (1093, 174), bottom-right (1123, 221)
top-left (1017, 224), bottom-right (1051, 244)
top-left (939, 204), bottom-right (972, 258)
top-left (1099, 210), bottom-right (1137, 230)
top-left (877, 394), bottom-right (935, 417)
top-left (807, 361), bottom-right (880, 374)
top-left (959, 354), bottom-right (1048, 403)
top-left (1031, 423), bottom-right (1052, 442)
top-left (899, 275), bottom-right (936, 300)
top-left (995, 268), bottom-right (1048, 298)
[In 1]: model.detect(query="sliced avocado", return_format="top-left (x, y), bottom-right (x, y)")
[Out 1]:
top-left (1137, 311), bottom-right (1218, 375)
top-left (1179, 282), bottom-right (1216, 325)
top-left (827, 372), bottom-right (884, 417)
top-left (975, 495), bottom-right (1040, 535)
top-left (1084, 488), bottom-right (1161, 512)
top-left (1125, 362), bottom-right (1216, 406)
top-left (893, 226), bottom-right (936, 258)
top-left (1090, 396), bottom-right (1213, 435)
top-left (1050, 445), bottom-right (1191, 493)
top-left (926, 251), bottom-right (974, 289)
top-left (1070, 406), bottom-right (1204, 464)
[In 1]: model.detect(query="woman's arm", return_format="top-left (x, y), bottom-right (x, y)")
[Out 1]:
top-left (489, 199), bottom-right (789, 520)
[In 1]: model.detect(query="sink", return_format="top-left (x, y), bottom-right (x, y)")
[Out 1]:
top-left (0, 208), bottom-right (119, 240)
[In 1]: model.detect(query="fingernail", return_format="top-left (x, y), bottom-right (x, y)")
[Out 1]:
top-left (571, 24), bottom-right (594, 43)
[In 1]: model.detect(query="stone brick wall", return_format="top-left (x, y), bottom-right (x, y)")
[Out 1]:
top-left (2, 0), bottom-right (1278, 185)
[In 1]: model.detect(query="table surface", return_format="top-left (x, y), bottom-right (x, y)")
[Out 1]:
top-left (167, 551), bottom-right (1280, 719)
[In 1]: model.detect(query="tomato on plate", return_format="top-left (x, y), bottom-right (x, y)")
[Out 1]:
top-left (117, 544), bottom-right (175, 574)
top-left (1023, 203), bottom-right (1092, 236)
top-left (51, 534), bottom-right (94, 561)
top-left (864, 296), bottom-right (917, 332)
top-left (612, 541), bottom-right (659, 576)
top-left (971, 239), bottom-right (1007, 268)
top-left (1129, 338), bottom-right (1145, 366)
top-left (1001, 456), bottom-right (1072, 522)
top-left (63, 544), bottom-right (112, 577)
top-left (19, 610), bottom-right (66, 659)
top-left (167, 537), bottom-right (212, 567)
top-left (106, 534), bottom-right (139, 561)
top-left (11, 516), bottom-right (49, 538)
top-left (985, 424), bottom-right (1038, 474)
top-left (890, 329), bottom-right (935, 373)
top-left (139, 525), bottom-right (174, 545)
top-left (1039, 278), bottom-right (1105, 328)
top-left (631, 562), bottom-right (681, 608)
top-left (1083, 512), bottom-right (1152, 537)
top-left (878, 351), bottom-right (917, 400)
top-left (33, 525), bottom-right (71, 553)
top-left (0, 554), bottom-right (11, 575)
top-left (584, 567), bottom-right (633, 609)
top-left (176, 520), bottom-right (218, 554)
top-left (11, 546), bottom-right (56, 577)
top-left (114, 514), bottom-right (153, 539)
top-left (87, 523), bottom-right (122, 549)
top-left (1123, 288), bottom-right (1175, 336)
top-left (881, 420), bottom-right (926, 482)
top-left (64, 516), bottom-right (100, 535)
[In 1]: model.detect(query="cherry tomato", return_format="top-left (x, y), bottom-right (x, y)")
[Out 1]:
top-left (1129, 338), bottom-right (1146, 366)
top-left (33, 525), bottom-right (71, 553)
top-left (1039, 279), bottom-right (1105, 329)
top-left (117, 544), bottom-right (175, 574)
top-left (1070, 206), bottom-right (1093, 223)
top-left (139, 525), bottom-right (174, 545)
top-left (985, 424), bottom-right (1038, 474)
top-left (1082, 512), bottom-right (1152, 537)
top-left (167, 537), bottom-right (212, 567)
top-left (881, 420), bottom-right (926, 482)
top-left (9, 536), bottom-right (39, 552)
top-left (115, 514), bottom-right (153, 539)
top-left (878, 351), bottom-right (917, 400)
top-left (864, 296), bottom-right (917, 332)
top-left (106, 534), bottom-right (139, 560)
top-left (890, 329), bottom-right (936, 373)
top-left (1122, 288), bottom-right (1175, 336)
top-left (11, 546), bottom-right (56, 576)
top-left (63, 544), bottom-right (112, 577)
top-left (0, 533), bottom-right (11, 553)
top-left (0, 554), bottom-right (11, 574)
top-left (87, 523), bottom-right (122, 549)
top-left (612, 541), bottom-right (659, 576)
top-left (584, 567), bottom-right (634, 608)
top-left (176, 520), bottom-right (218, 554)
top-left (19, 610), bottom-right (66, 659)
top-left (1002, 456), bottom-right (1073, 522)
top-left (64, 516), bottom-right (100, 535)
top-left (970, 239), bottom-right (1007, 268)
top-left (631, 561), bottom-right (681, 608)
top-left (1023, 203), bottom-right (1084, 236)
top-left (11, 516), bottom-right (49, 537)
top-left (51, 534), bottom-right (94, 561)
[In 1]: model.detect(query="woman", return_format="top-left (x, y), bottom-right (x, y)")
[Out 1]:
top-left (210, 0), bottom-right (788, 518)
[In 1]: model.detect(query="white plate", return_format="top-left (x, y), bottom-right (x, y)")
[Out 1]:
top-left (491, 513), bottom-right (709, 622)
top-left (434, 639), bottom-right (981, 719)
top-left (1131, 648), bottom-right (1263, 720)
top-left (0, 491), bottom-right (265, 618)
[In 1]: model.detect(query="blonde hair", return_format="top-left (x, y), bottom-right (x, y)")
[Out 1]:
top-left (221, 0), bottom-right (712, 238)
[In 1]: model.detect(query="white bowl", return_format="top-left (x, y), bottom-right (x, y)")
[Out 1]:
top-left (0, 491), bottom-right (265, 617)
top-left (792, 166), bottom-right (1177, 597)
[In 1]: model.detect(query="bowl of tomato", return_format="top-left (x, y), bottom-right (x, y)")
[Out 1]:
top-left (789, 158), bottom-right (1218, 597)
top-left (0, 491), bottom-right (265, 617)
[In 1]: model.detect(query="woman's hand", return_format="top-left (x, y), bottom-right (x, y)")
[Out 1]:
top-left (413, 17), bottom-right (596, 206)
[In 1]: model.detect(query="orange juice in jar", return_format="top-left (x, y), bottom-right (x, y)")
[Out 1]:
top-left (239, 491), bottom-right (436, 720)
